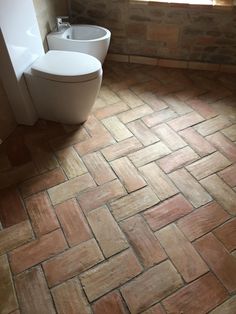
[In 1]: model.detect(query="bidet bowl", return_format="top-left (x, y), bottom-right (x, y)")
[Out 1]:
top-left (47, 25), bottom-right (111, 63)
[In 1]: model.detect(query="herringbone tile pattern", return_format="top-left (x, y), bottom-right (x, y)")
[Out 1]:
top-left (1, 61), bottom-right (236, 314)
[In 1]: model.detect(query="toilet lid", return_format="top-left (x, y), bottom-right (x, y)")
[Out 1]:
top-left (31, 50), bottom-right (102, 83)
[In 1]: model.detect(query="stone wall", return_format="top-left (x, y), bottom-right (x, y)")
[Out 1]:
top-left (33, 0), bottom-right (69, 50)
top-left (71, 0), bottom-right (236, 64)
top-left (0, 80), bottom-right (16, 142)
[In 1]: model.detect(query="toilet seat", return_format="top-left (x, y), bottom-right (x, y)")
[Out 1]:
top-left (31, 50), bottom-right (102, 83)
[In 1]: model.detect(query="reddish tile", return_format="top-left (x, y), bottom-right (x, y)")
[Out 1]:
top-left (83, 151), bottom-right (116, 185)
top-left (210, 295), bottom-right (236, 314)
top-left (110, 157), bottom-right (146, 192)
top-left (177, 202), bottom-right (230, 241)
top-left (0, 221), bottom-right (33, 255)
top-left (179, 127), bottom-right (216, 157)
top-left (92, 291), bottom-right (128, 314)
top-left (20, 168), bottom-right (66, 198)
top-left (142, 303), bottom-right (165, 314)
top-left (9, 229), bottom-right (68, 274)
top-left (0, 187), bottom-right (27, 228)
top-left (214, 219), bottom-right (236, 252)
top-left (143, 194), bottom-right (193, 231)
top-left (158, 146), bottom-right (198, 173)
top-left (207, 132), bottom-right (236, 162)
top-left (25, 192), bottom-right (59, 236)
top-left (118, 105), bottom-right (153, 123)
top-left (195, 115), bottom-right (231, 136)
top-left (94, 101), bottom-right (129, 120)
top-left (186, 98), bottom-right (217, 119)
top-left (121, 260), bottom-right (183, 313)
top-left (194, 233), bottom-right (236, 293)
top-left (55, 199), bottom-right (92, 247)
top-left (127, 120), bottom-right (159, 146)
top-left (87, 206), bottom-right (128, 258)
top-left (80, 249), bottom-right (142, 301)
top-left (167, 111), bottom-right (204, 131)
top-left (139, 92), bottom-right (168, 111)
top-left (218, 164), bottom-right (236, 187)
top-left (142, 108), bottom-right (177, 128)
top-left (52, 277), bottom-right (91, 314)
top-left (78, 180), bottom-right (126, 213)
top-left (162, 273), bottom-right (228, 314)
top-left (120, 215), bottom-right (166, 268)
top-left (6, 133), bottom-right (31, 167)
top-left (15, 266), bottom-right (55, 314)
top-left (43, 239), bottom-right (104, 287)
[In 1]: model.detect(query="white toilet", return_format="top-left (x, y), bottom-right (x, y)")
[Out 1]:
top-left (25, 50), bottom-right (102, 124)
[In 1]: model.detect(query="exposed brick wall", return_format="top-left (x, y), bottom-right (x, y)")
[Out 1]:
top-left (70, 0), bottom-right (236, 64)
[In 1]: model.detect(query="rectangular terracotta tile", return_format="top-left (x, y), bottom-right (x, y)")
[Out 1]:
top-left (156, 224), bottom-right (208, 282)
top-left (194, 233), bottom-right (236, 293)
top-left (0, 187), bottom-right (27, 228)
top-left (52, 277), bottom-right (91, 314)
top-left (0, 221), bottom-right (33, 255)
top-left (210, 295), bottom-right (236, 314)
top-left (120, 215), bottom-right (166, 268)
top-left (152, 123), bottom-right (186, 150)
top-left (15, 266), bottom-right (55, 314)
top-left (48, 173), bottom-right (96, 206)
top-left (158, 146), bottom-right (199, 173)
top-left (80, 249), bottom-right (142, 301)
top-left (186, 98), bottom-right (217, 119)
top-left (102, 137), bottom-right (142, 161)
top-left (179, 127), bottom-right (216, 157)
top-left (78, 180), bottom-right (126, 213)
top-left (162, 95), bottom-right (192, 115)
top-left (55, 199), bottom-right (92, 247)
top-left (95, 101), bottom-right (129, 120)
top-left (128, 142), bottom-right (171, 167)
top-left (20, 168), bottom-right (66, 198)
top-left (130, 80), bottom-right (162, 95)
top-left (0, 162), bottom-right (38, 190)
top-left (214, 219), bottom-right (236, 252)
top-left (195, 115), bottom-right (231, 136)
top-left (186, 152), bottom-right (231, 180)
top-left (117, 89), bottom-right (145, 108)
top-left (121, 260), bottom-right (183, 313)
top-left (92, 291), bottom-right (128, 314)
top-left (102, 116), bottom-right (133, 142)
top-left (99, 86), bottom-right (120, 105)
top-left (127, 120), bottom-right (159, 146)
top-left (9, 229), bottom-right (68, 274)
top-left (0, 255), bottom-right (18, 314)
top-left (218, 164), bottom-right (236, 187)
top-left (74, 133), bottom-right (115, 156)
top-left (142, 303), bottom-right (165, 314)
top-left (110, 157), bottom-right (146, 192)
top-left (25, 192), bottom-right (59, 236)
top-left (84, 115), bottom-right (110, 137)
top-left (43, 238), bottom-right (104, 287)
top-left (143, 194), bottom-right (193, 231)
top-left (200, 174), bottom-right (236, 214)
top-left (142, 108), bottom-right (178, 128)
top-left (49, 127), bottom-right (90, 151)
top-left (56, 147), bottom-right (87, 179)
top-left (167, 111), bottom-right (204, 131)
top-left (169, 168), bottom-right (212, 208)
top-left (139, 92), bottom-right (168, 111)
top-left (110, 186), bottom-right (159, 221)
top-left (83, 152), bottom-right (116, 185)
top-left (177, 201), bottom-right (230, 241)
top-left (139, 162), bottom-right (178, 200)
top-left (206, 132), bottom-right (236, 162)
top-left (87, 206), bottom-right (128, 258)
top-left (118, 105), bottom-right (153, 124)
top-left (162, 273), bottom-right (228, 314)
top-left (221, 124), bottom-right (236, 141)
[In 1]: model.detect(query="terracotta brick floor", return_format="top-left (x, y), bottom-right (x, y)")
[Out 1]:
top-left (0, 61), bottom-right (236, 314)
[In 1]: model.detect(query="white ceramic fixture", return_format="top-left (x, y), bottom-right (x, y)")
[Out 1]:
top-left (25, 50), bottom-right (102, 124)
top-left (47, 25), bottom-right (111, 63)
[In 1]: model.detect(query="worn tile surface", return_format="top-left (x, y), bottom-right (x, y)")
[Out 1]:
top-left (0, 61), bottom-right (236, 313)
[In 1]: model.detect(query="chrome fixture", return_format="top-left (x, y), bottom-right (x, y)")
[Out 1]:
top-left (56, 16), bottom-right (71, 32)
